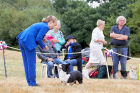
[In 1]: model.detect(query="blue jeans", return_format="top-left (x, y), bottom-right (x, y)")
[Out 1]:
top-left (112, 48), bottom-right (128, 77)
top-left (65, 59), bottom-right (78, 72)
top-left (53, 58), bottom-right (64, 64)
top-left (43, 61), bottom-right (54, 77)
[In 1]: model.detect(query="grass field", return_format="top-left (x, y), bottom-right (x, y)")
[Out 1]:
top-left (0, 50), bottom-right (140, 93)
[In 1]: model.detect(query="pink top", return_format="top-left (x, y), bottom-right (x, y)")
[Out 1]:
top-left (45, 35), bottom-right (55, 47)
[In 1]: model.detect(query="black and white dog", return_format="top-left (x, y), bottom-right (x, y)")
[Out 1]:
top-left (58, 63), bottom-right (83, 86)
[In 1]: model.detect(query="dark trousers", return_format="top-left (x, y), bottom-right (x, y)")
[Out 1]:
top-left (18, 39), bottom-right (37, 86)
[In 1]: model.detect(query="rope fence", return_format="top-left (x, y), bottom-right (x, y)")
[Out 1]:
top-left (5, 45), bottom-right (140, 61)
top-left (0, 43), bottom-right (140, 79)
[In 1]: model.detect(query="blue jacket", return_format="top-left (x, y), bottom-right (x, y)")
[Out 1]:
top-left (17, 22), bottom-right (49, 50)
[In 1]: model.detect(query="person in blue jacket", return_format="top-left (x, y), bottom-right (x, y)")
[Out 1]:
top-left (17, 16), bottom-right (57, 86)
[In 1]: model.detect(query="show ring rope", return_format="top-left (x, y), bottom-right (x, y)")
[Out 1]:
top-left (6, 45), bottom-right (140, 61)
top-left (1, 42), bottom-right (140, 79)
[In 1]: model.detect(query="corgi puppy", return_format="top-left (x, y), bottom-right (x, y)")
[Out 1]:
top-left (58, 63), bottom-right (83, 86)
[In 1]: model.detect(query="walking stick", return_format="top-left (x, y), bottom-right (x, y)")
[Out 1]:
top-left (2, 46), bottom-right (7, 78)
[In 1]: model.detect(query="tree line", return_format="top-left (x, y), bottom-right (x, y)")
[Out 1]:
top-left (0, 0), bottom-right (140, 56)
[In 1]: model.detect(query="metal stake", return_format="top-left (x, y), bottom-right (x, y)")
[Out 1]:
top-left (106, 56), bottom-right (110, 79)
top-left (3, 47), bottom-right (7, 78)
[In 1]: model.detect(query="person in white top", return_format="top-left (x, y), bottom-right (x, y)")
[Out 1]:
top-left (83, 19), bottom-right (107, 79)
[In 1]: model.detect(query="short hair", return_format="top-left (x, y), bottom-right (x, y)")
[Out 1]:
top-left (96, 19), bottom-right (105, 27)
top-left (116, 16), bottom-right (126, 24)
top-left (57, 20), bottom-right (61, 28)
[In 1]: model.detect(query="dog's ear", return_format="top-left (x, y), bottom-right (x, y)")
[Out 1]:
top-left (62, 64), bottom-right (68, 72)
top-left (66, 63), bottom-right (70, 70)
top-left (66, 63), bottom-right (70, 74)
top-left (66, 63), bottom-right (70, 67)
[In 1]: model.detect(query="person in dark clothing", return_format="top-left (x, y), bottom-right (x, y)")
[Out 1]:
top-left (64, 35), bottom-right (82, 73)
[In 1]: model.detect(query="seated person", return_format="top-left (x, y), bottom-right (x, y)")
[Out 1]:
top-left (63, 35), bottom-right (82, 73)
top-left (47, 20), bottom-right (65, 54)
top-left (36, 37), bottom-right (61, 78)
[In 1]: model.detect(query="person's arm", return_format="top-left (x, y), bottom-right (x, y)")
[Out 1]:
top-left (91, 28), bottom-right (106, 44)
top-left (58, 37), bottom-right (65, 45)
top-left (52, 31), bottom-right (66, 44)
top-left (110, 26), bottom-right (119, 39)
top-left (70, 43), bottom-right (82, 59)
top-left (65, 41), bottom-right (70, 47)
top-left (48, 58), bottom-right (54, 62)
top-left (110, 32), bottom-right (120, 39)
top-left (95, 39), bottom-right (107, 45)
top-left (92, 29), bottom-right (107, 44)
top-left (58, 31), bottom-right (65, 45)
top-left (37, 53), bottom-right (49, 61)
top-left (115, 34), bottom-right (128, 40)
top-left (36, 25), bottom-right (49, 50)
top-left (116, 27), bottom-right (130, 40)
top-left (110, 32), bottom-right (129, 40)
top-left (36, 46), bottom-right (49, 61)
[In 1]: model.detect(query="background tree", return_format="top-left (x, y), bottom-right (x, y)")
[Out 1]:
top-left (0, 0), bottom-right (139, 55)
top-left (62, 1), bottom-right (103, 48)
top-left (0, 0), bottom-right (58, 47)
top-left (127, 0), bottom-right (140, 56)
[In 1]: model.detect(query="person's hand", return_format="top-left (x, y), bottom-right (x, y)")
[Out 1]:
top-left (111, 32), bottom-right (120, 39)
top-left (103, 41), bottom-right (107, 45)
top-left (52, 39), bottom-right (59, 43)
top-left (66, 59), bottom-right (70, 61)
top-left (48, 58), bottom-right (54, 62)
top-left (65, 41), bottom-right (70, 47)
top-left (43, 38), bottom-right (46, 43)
top-left (44, 46), bottom-right (49, 50)
top-left (57, 56), bottom-right (61, 59)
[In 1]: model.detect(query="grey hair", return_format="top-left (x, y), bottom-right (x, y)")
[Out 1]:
top-left (96, 19), bottom-right (105, 27)
top-left (116, 16), bottom-right (126, 24)
top-left (57, 20), bottom-right (61, 28)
